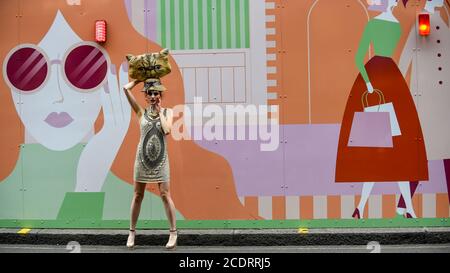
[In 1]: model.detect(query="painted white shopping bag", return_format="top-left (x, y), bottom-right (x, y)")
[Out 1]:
top-left (363, 90), bottom-right (401, 137)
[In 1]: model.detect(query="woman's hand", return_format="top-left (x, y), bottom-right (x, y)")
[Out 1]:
top-left (123, 80), bottom-right (140, 91)
top-left (155, 97), bottom-right (162, 114)
top-left (159, 102), bottom-right (173, 136)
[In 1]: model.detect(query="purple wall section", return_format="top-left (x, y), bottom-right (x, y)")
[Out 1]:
top-left (124, 0), bottom-right (158, 42)
top-left (194, 125), bottom-right (285, 196)
top-left (145, 0), bottom-right (157, 42)
top-left (444, 159), bottom-right (450, 202)
top-left (124, 0), bottom-right (131, 20)
top-left (195, 124), bottom-right (448, 197)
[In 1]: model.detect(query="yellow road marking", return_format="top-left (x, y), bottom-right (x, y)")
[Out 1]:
top-left (17, 228), bottom-right (31, 234)
top-left (298, 228), bottom-right (309, 234)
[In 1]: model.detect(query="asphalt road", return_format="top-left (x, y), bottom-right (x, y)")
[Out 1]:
top-left (1, 244), bottom-right (449, 253)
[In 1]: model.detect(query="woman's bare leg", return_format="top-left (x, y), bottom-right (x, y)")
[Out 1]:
top-left (130, 182), bottom-right (147, 230)
top-left (159, 182), bottom-right (177, 249)
top-left (159, 182), bottom-right (177, 231)
top-left (127, 182), bottom-right (147, 247)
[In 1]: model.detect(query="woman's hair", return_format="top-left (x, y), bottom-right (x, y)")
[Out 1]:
top-left (368, 0), bottom-right (409, 11)
top-left (0, 0), bottom-right (184, 183)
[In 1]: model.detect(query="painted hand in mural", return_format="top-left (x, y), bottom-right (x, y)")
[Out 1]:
top-left (75, 63), bottom-right (131, 192)
top-left (366, 82), bottom-right (375, 94)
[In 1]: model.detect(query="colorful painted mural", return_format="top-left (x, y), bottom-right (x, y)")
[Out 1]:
top-left (0, 0), bottom-right (449, 229)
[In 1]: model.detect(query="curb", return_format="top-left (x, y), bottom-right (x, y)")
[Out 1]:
top-left (1, 228), bottom-right (450, 246)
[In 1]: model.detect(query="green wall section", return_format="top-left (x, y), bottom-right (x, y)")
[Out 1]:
top-left (0, 144), bottom-right (184, 223)
top-left (0, 144), bottom-right (81, 220)
top-left (57, 192), bottom-right (104, 220)
top-left (157, 0), bottom-right (250, 49)
top-left (0, 218), bottom-right (448, 229)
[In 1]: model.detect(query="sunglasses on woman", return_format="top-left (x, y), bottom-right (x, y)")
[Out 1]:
top-left (145, 91), bottom-right (161, 97)
top-left (3, 42), bottom-right (110, 93)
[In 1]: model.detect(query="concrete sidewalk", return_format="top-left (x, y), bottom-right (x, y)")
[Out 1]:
top-left (1, 227), bottom-right (450, 246)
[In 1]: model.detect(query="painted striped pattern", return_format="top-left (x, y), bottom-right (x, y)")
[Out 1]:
top-left (157, 0), bottom-right (251, 50)
top-left (239, 194), bottom-right (450, 220)
top-left (172, 50), bottom-right (249, 104)
top-left (265, 0), bottom-right (280, 102)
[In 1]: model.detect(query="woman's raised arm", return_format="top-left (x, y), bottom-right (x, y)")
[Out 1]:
top-left (123, 80), bottom-right (144, 119)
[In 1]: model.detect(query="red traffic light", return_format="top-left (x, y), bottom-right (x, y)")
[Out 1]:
top-left (95, 20), bottom-right (107, 43)
top-left (418, 13), bottom-right (430, 36)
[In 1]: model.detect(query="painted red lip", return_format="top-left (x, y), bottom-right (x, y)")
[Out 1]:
top-left (44, 112), bottom-right (74, 128)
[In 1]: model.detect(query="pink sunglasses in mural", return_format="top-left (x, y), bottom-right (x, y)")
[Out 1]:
top-left (3, 42), bottom-right (110, 93)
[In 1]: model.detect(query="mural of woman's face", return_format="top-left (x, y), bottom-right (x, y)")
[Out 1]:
top-left (3, 11), bottom-right (110, 151)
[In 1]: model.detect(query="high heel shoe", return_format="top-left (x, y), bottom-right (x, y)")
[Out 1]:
top-left (165, 229), bottom-right (178, 250)
top-left (127, 230), bottom-right (136, 249)
top-left (404, 213), bottom-right (417, 219)
top-left (352, 208), bottom-right (361, 219)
